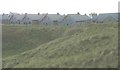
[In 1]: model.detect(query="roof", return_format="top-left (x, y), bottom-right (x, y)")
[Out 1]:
top-left (109, 13), bottom-right (118, 20)
top-left (27, 14), bottom-right (46, 21)
top-left (96, 13), bottom-right (118, 22)
top-left (67, 14), bottom-right (91, 21)
top-left (47, 14), bottom-right (64, 21)
top-left (2, 14), bottom-right (10, 20)
top-left (13, 14), bottom-right (25, 20)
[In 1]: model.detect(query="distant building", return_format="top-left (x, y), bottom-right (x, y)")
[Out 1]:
top-left (1, 12), bottom-right (118, 25)
top-left (23, 13), bottom-right (47, 24)
top-left (95, 13), bottom-right (118, 23)
top-left (62, 14), bottom-right (91, 24)
top-left (9, 14), bottom-right (25, 24)
top-left (41, 13), bottom-right (64, 25)
top-left (2, 14), bottom-right (10, 24)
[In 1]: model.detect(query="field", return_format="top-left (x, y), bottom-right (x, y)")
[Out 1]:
top-left (2, 22), bottom-right (118, 68)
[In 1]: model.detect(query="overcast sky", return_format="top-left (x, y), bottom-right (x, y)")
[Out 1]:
top-left (0, 0), bottom-right (119, 15)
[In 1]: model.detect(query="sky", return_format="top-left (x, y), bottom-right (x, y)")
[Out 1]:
top-left (0, 0), bottom-right (119, 15)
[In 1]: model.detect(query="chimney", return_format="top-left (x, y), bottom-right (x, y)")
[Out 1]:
top-left (25, 13), bottom-right (27, 15)
top-left (38, 13), bottom-right (40, 15)
top-left (57, 13), bottom-right (59, 15)
top-left (77, 12), bottom-right (80, 15)
top-left (25, 13), bottom-right (28, 17)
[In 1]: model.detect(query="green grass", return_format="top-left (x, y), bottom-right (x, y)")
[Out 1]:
top-left (2, 24), bottom-right (67, 57)
top-left (2, 23), bottom-right (118, 68)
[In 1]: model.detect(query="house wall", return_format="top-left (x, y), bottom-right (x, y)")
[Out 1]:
top-left (32, 20), bottom-right (39, 24)
top-left (76, 20), bottom-right (92, 24)
top-left (2, 19), bottom-right (9, 24)
top-left (2, 15), bottom-right (9, 24)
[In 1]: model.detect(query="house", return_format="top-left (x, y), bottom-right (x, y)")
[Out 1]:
top-left (62, 13), bottom-right (91, 24)
top-left (9, 14), bottom-right (25, 24)
top-left (109, 13), bottom-right (118, 22)
top-left (41, 13), bottom-right (64, 25)
top-left (95, 13), bottom-right (118, 23)
top-left (23, 13), bottom-right (47, 24)
top-left (2, 14), bottom-right (10, 24)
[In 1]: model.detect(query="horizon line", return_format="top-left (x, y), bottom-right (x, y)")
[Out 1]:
top-left (0, 12), bottom-right (119, 15)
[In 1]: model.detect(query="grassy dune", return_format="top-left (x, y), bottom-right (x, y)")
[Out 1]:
top-left (2, 23), bottom-right (118, 68)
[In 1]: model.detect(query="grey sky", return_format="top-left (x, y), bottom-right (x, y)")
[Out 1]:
top-left (0, 0), bottom-right (119, 15)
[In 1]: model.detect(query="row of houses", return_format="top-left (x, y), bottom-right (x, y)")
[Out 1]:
top-left (0, 12), bottom-right (118, 25)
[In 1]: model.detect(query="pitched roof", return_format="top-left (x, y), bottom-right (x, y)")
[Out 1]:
top-left (67, 14), bottom-right (91, 21)
top-left (96, 13), bottom-right (118, 22)
top-left (13, 14), bottom-right (25, 20)
top-left (47, 14), bottom-right (64, 21)
top-left (27, 14), bottom-right (46, 21)
top-left (2, 14), bottom-right (10, 20)
top-left (109, 13), bottom-right (118, 20)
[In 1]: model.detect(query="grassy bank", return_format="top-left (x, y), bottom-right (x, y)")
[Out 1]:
top-left (2, 23), bottom-right (118, 68)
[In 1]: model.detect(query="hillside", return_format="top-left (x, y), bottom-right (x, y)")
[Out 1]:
top-left (2, 23), bottom-right (118, 68)
top-left (3, 24), bottom-right (67, 57)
